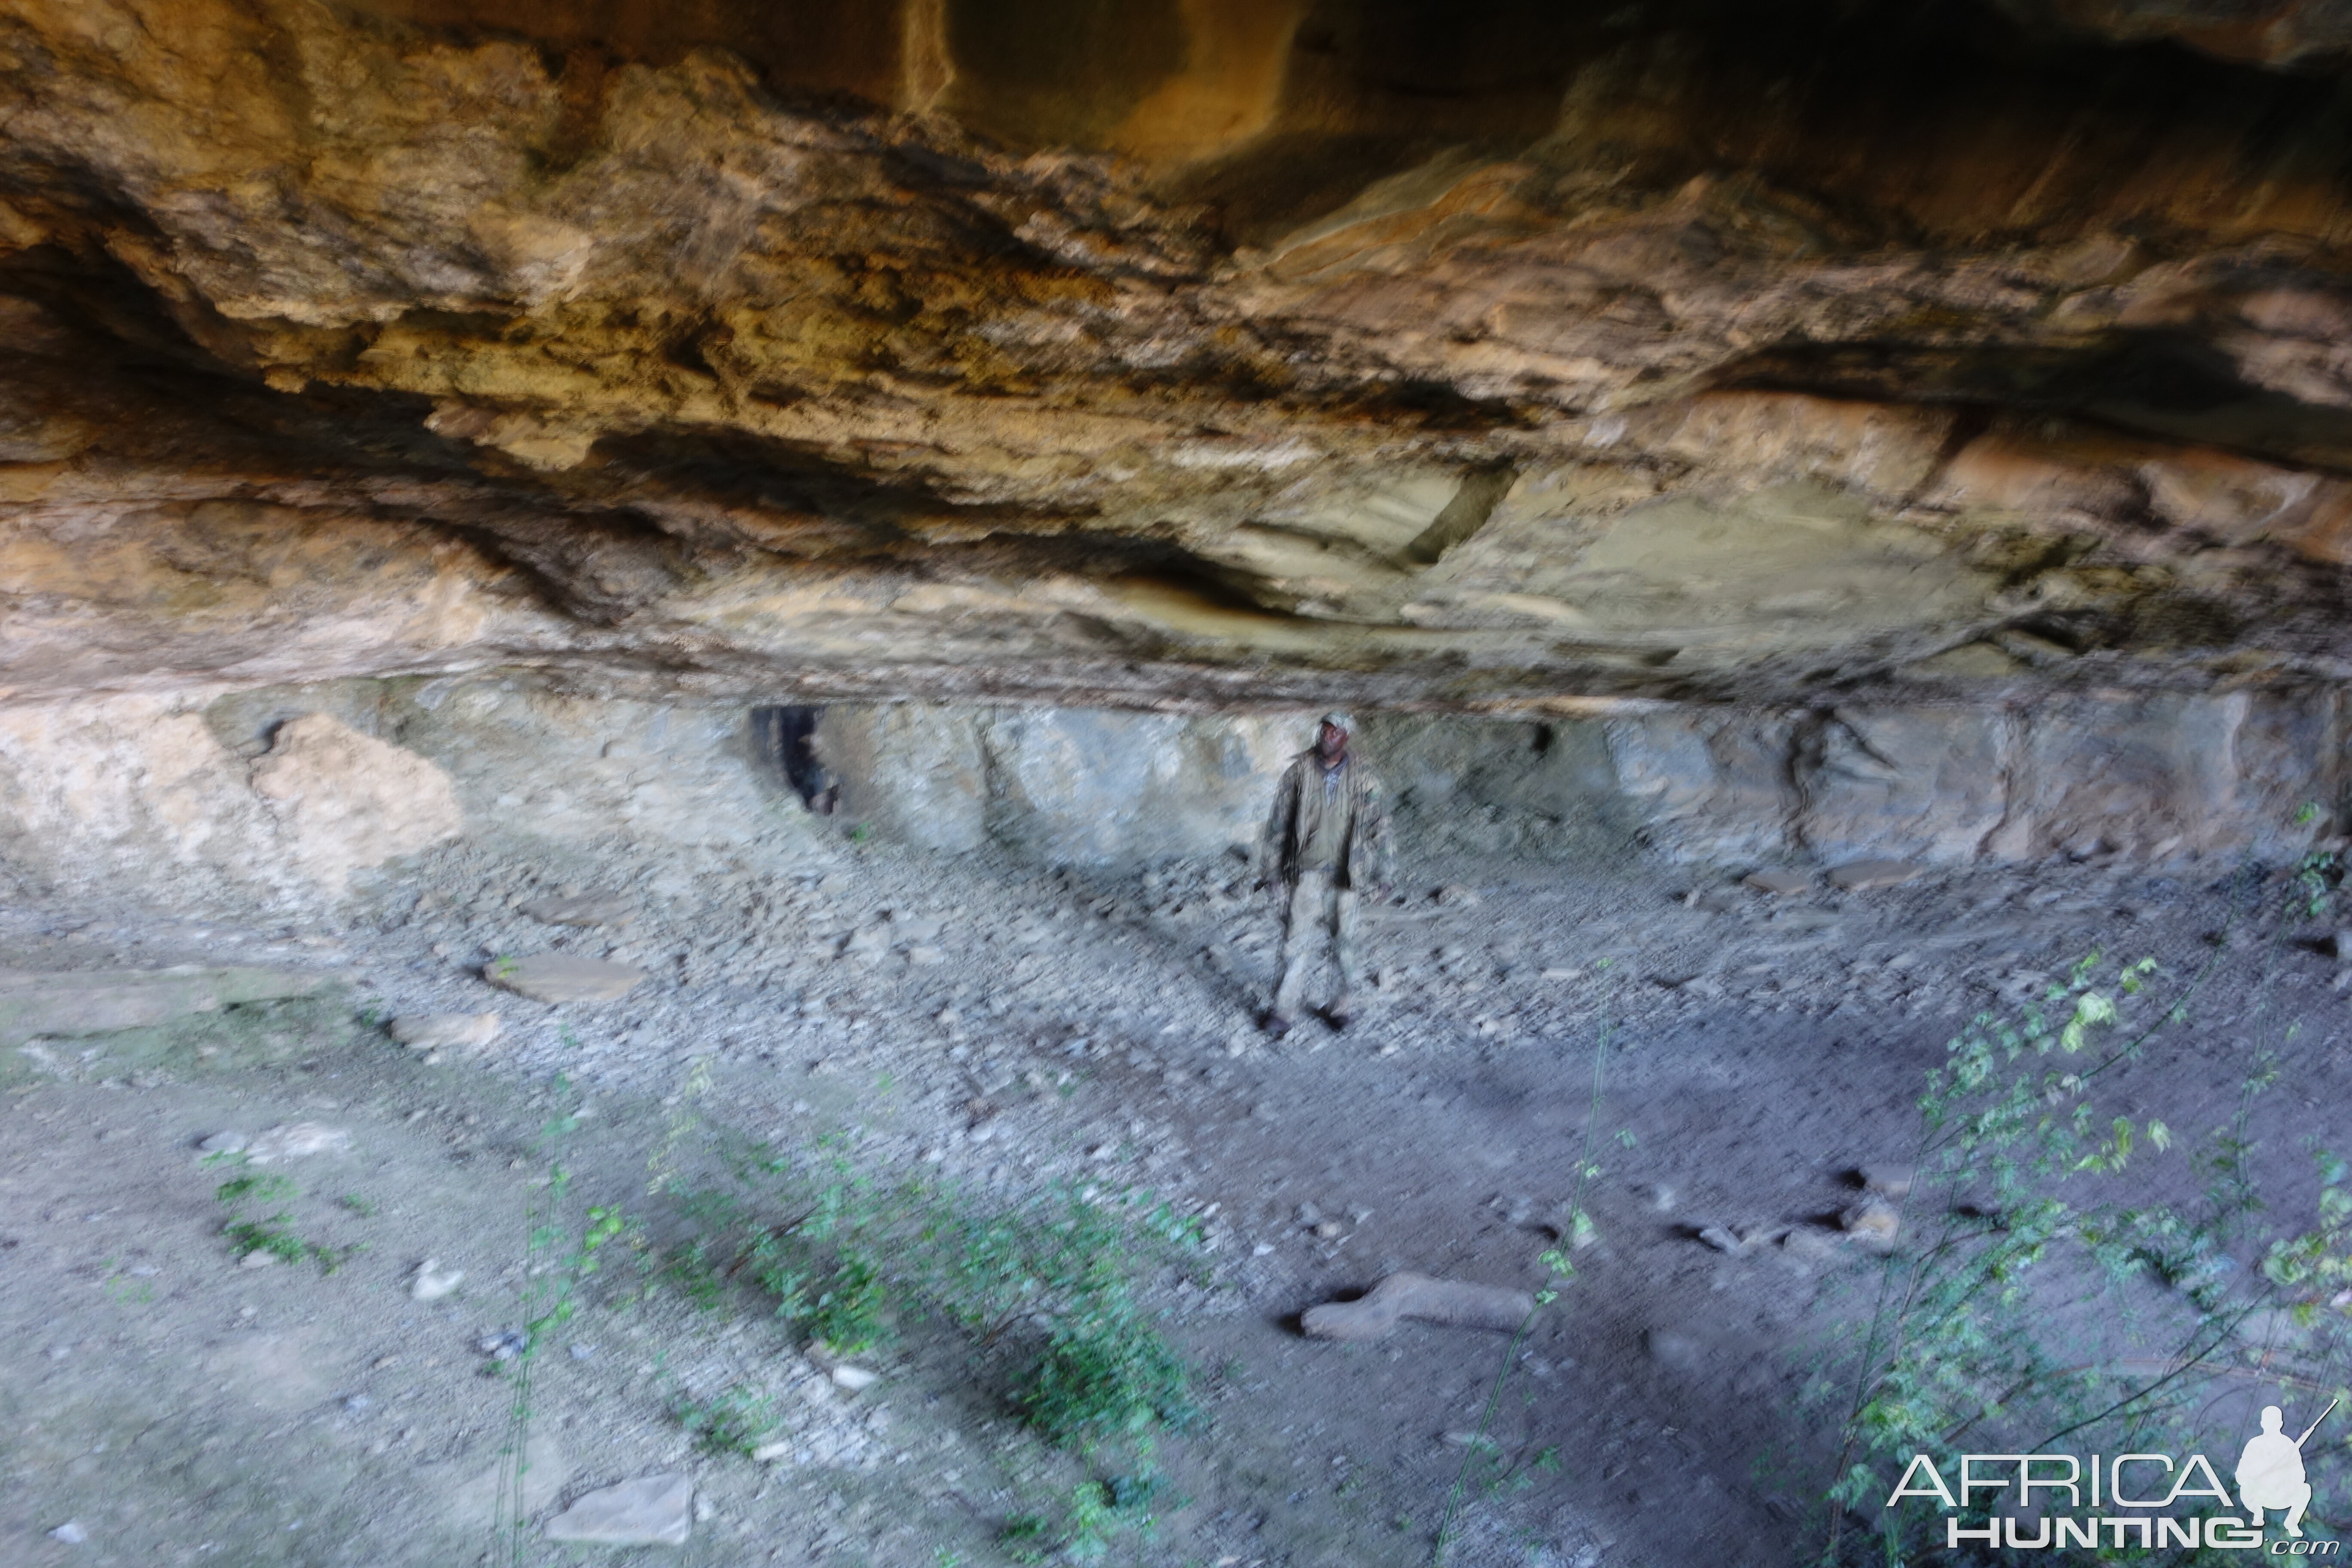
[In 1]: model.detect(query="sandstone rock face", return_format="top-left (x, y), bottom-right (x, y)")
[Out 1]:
top-left (978, 709), bottom-right (1294, 865)
top-left (0, 677), bottom-right (825, 910)
top-left (0, 697), bottom-right (462, 906)
top-left (823, 705), bottom-right (992, 855)
top-left (0, 0), bottom-right (2351, 722)
top-left (248, 715), bottom-right (464, 898)
top-left (4, 2), bottom-right (2352, 880)
top-left (1612, 691), bottom-right (2344, 866)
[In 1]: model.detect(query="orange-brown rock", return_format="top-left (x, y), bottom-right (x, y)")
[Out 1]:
top-left (3, 0), bottom-right (2352, 712)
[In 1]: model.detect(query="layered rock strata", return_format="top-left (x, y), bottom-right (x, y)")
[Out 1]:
top-left (4, 1), bottom-right (2352, 715)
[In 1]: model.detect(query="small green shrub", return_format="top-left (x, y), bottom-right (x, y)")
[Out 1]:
top-left (1001, 1476), bottom-right (1164, 1565)
top-left (662, 1237), bottom-right (732, 1313)
top-left (214, 1168), bottom-right (357, 1272)
top-left (806, 1249), bottom-right (887, 1353)
top-left (1812, 936), bottom-right (2352, 1563)
top-left (671, 1385), bottom-right (778, 1456)
top-left (655, 1137), bottom-right (1204, 1457)
top-left (1016, 1324), bottom-right (1196, 1446)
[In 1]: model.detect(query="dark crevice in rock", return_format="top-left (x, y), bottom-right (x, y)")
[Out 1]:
top-left (1715, 331), bottom-right (2352, 476)
top-left (1400, 464), bottom-right (1516, 566)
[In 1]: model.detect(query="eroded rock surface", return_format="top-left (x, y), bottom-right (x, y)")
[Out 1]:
top-left (3, 0), bottom-right (2352, 717)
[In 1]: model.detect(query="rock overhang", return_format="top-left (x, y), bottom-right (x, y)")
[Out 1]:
top-left (2, 0), bottom-right (2352, 714)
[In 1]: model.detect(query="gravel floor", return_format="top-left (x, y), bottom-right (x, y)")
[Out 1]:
top-left (3, 829), bottom-right (2348, 1565)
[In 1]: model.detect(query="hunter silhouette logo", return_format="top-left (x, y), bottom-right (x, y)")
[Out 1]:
top-left (1883, 1399), bottom-right (2341, 1552)
top-left (2240, 1400), bottom-right (2336, 1539)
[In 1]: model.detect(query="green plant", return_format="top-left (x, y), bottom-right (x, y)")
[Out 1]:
top-left (214, 1168), bottom-right (358, 1272)
top-left (103, 1262), bottom-right (154, 1305)
top-left (1816, 956), bottom-right (2171, 1557)
top-left (655, 1134), bottom-right (1204, 1467)
top-left (490, 1085), bottom-right (630, 1568)
top-left (1017, 1323), bottom-right (1195, 1447)
top-left (1001, 1477), bottom-right (1161, 1565)
top-left (806, 1249), bottom-right (887, 1354)
top-left (671, 1384), bottom-right (778, 1456)
top-left (1807, 931), bottom-right (2352, 1565)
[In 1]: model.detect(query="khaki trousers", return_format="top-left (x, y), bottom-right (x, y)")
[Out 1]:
top-left (1273, 869), bottom-right (1362, 1021)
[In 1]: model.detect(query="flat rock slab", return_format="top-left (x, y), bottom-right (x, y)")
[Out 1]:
top-left (441, 1435), bottom-right (567, 1530)
top-left (245, 1123), bottom-right (352, 1163)
top-left (0, 965), bottom-right (334, 1045)
top-left (204, 1123), bottom-right (352, 1162)
top-left (389, 1012), bottom-right (502, 1050)
top-left (1743, 867), bottom-right (1811, 895)
top-left (1825, 859), bottom-right (1923, 891)
top-left (518, 894), bottom-right (635, 928)
top-left (487, 954), bottom-right (645, 1004)
top-left (545, 1473), bottom-right (692, 1545)
top-left (1302, 1271), bottom-right (1534, 1341)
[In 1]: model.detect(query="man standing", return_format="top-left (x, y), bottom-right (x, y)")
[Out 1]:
top-left (1258, 712), bottom-right (1394, 1037)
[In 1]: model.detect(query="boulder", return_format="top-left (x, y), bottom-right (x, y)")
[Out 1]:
top-left (545, 1475), bottom-right (693, 1546)
top-left (243, 1123), bottom-right (352, 1163)
top-left (410, 1259), bottom-right (465, 1301)
top-left (249, 714), bottom-right (464, 897)
top-left (1301, 1271), bottom-right (1534, 1341)
top-left (1858, 1163), bottom-right (1915, 1199)
top-left (1840, 1197), bottom-right (1901, 1245)
top-left (486, 955), bottom-right (645, 1004)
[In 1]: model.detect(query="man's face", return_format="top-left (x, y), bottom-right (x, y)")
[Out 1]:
top-left (1316, 722), bottom-right (1347, 760)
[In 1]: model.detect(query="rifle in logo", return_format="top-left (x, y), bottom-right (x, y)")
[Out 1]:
top-left (2238, 1397), bottom-right (2337, 1539)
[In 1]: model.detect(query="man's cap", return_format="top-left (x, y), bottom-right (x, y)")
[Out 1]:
top-left (1320, 710), bottom-right (1354, 732)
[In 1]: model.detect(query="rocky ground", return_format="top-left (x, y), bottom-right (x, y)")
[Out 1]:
top-left (4, 822), bottom-right (2350, 1567)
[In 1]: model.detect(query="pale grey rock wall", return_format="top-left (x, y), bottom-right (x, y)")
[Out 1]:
top-left (817, 704), bottom-right (1656, 868)
top-left (1606, 690), bottom-right (2343, 869)
top-left (1792, 707), bottom-right (2014, 865)
top-left (820, 704), bottom-right (990, 854)
top-left (2, 678), bottom-right (2337, 919)
top-left (824, 694), bottom-right (2345, 871)
top-left (977, 710), bottom-right (1293, 866)
top-left (819, 706), bottom-right (1295, 863)
top-left (0, 677), bottom-right (819, 912)
top-left (206, 679), bottom-right (814, 860)
top-left (0, 697), bottom-right (463, 910)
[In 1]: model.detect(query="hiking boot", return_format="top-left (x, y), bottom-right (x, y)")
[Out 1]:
top-left (1321, 999), bottom-right (1354, 1030)
top-left (1261, 1011), bottom-right (1293, 1039)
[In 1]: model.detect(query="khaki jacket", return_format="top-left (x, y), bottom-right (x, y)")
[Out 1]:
top-left (1259, 750), bottom-right (1394, 891)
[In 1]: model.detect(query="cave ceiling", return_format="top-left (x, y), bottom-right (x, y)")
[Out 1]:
top-left (7, 0), bottom-right (2352, 711)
